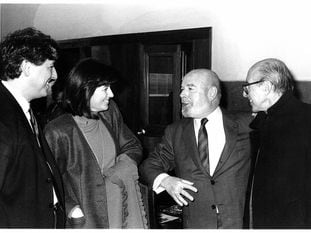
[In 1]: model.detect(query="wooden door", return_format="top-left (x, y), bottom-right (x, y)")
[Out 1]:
top-left (138, 44), bottom-right (186, 153)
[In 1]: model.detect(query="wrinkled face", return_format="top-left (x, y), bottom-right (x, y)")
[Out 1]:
top-left (180, 73), bottom-right (212, 118)
top-left (243, 70), bottom-right (268, 112)
top-left (27, 59), bottom-right (57, 100)
top-left (90, 85), bottom-right (114, 112)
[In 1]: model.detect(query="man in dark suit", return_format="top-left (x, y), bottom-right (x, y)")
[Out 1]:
top-left (0, 27), bottom-right (65, 228)
top-left (243, 58), bottom-right (311, 228)
top-left (139, 69), bottom-right (252, 228)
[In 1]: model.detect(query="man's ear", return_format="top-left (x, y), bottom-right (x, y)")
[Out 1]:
top-left (208, 86), bottom-right (218, 101)
top-left (263, 80), bottom-right (274, 94)
top-left (20, 60), bottom-right (31, 76)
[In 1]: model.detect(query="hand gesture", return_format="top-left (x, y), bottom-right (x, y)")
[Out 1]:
top-left (160, 176), bottom-right (198, 206)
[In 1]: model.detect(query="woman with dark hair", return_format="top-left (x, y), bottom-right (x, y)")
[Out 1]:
top-left (44, 58), bottom-right (147, 228)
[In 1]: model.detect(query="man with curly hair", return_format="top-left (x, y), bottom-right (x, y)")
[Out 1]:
top-left (0, 27), bottom-right (65, 228)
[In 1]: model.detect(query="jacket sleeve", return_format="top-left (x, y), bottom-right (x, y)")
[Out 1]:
top-left (0, 123), bottom-right (11, 226)
top-left (139, 124), bottom-right (176, 187)
top-left (44, 124), bottom-right (80, 217)
top-left (101, 101), bottom-right (143, 165)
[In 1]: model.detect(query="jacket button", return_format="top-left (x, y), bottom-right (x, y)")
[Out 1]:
top-left (210, 180), bottom-right (215, 185)
top-left (211, 204), bottom-right (216, 209)
top-left (46, 178), bottom-right (52, 183)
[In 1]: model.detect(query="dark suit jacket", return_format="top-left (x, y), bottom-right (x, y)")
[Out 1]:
top-left (251, 92), bottom-right (311, 228)
top-left (139, 110), bottom-right (252, 228)
top-left (0, 82), bottom-right (65, 228)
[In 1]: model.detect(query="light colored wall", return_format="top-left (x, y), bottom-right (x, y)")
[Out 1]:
top-left (1, 0), bottom-right (311, 81)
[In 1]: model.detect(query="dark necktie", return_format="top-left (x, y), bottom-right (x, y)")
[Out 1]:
top-left (29, 108), bottom-right (41, 147)
top-left (29, 108), bottom-right (59, 208)
top-left (198, 118), bottom-right (209, 173)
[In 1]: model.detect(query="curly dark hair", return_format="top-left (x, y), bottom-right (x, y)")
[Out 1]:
top-left (61, 58), bottom-right (118, 119)
top-left (0, 27), bottom-right (58, 81)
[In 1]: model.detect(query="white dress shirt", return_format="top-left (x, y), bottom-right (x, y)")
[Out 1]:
top-left (193, 107), bottom-right (225, 175)
top-left (2, 80), bottom-right (58, 204)
top-left (153, 107), bottom-right (226, 193)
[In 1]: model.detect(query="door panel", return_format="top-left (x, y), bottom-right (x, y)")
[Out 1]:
top-left (139, 44), bottom-right (184, 140)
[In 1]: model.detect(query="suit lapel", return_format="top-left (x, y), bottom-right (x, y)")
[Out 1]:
top-left (213, 112), bottom-right (238, 177)
top-left (0, 83), bottom-right (65, 206)
top-left (39, 125), bottom-right (65, 201)
top-left (182, 119), bottom-right (211, 177)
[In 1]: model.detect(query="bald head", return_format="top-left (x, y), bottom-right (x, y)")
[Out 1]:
top-left (185, 69), bottom-right (221, 94)
top-left (180, 69), bottom-right (222, 118)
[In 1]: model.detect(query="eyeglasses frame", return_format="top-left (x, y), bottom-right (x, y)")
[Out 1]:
top-left (242, 80), bottom-right (264, 95)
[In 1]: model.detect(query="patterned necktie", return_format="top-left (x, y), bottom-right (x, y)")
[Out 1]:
top-left (29, 108), bottom-right (41, 147)
top-left (198, 118), bottom-right (209, 173)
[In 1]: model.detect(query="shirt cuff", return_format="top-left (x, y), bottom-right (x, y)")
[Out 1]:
top-left (68, 205), bottom-right (84, 218)
top-left (153, 173), bottom-right (169, 194)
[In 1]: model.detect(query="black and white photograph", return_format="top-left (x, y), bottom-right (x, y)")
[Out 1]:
top-left (0, 0), bottom-right (311, 230)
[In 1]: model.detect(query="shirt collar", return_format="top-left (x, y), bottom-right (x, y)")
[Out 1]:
top-left (1, 80), bottom-right (30, 114)
top-left (194, 106), bottom-right (222, 127)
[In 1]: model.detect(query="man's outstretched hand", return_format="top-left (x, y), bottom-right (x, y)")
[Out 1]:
top-left (160, 176), bottom-right (198, 206)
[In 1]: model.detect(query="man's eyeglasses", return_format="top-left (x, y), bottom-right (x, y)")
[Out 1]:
top-left (242, 80), bottom-right (264, 95)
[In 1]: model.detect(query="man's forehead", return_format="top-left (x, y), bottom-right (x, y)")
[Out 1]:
top-left (182, 77), bottom-right (196, 84)
top-left (247, 69), bottom-right (261, 81)
top-left (182, 74), bottom-right (206, 85)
